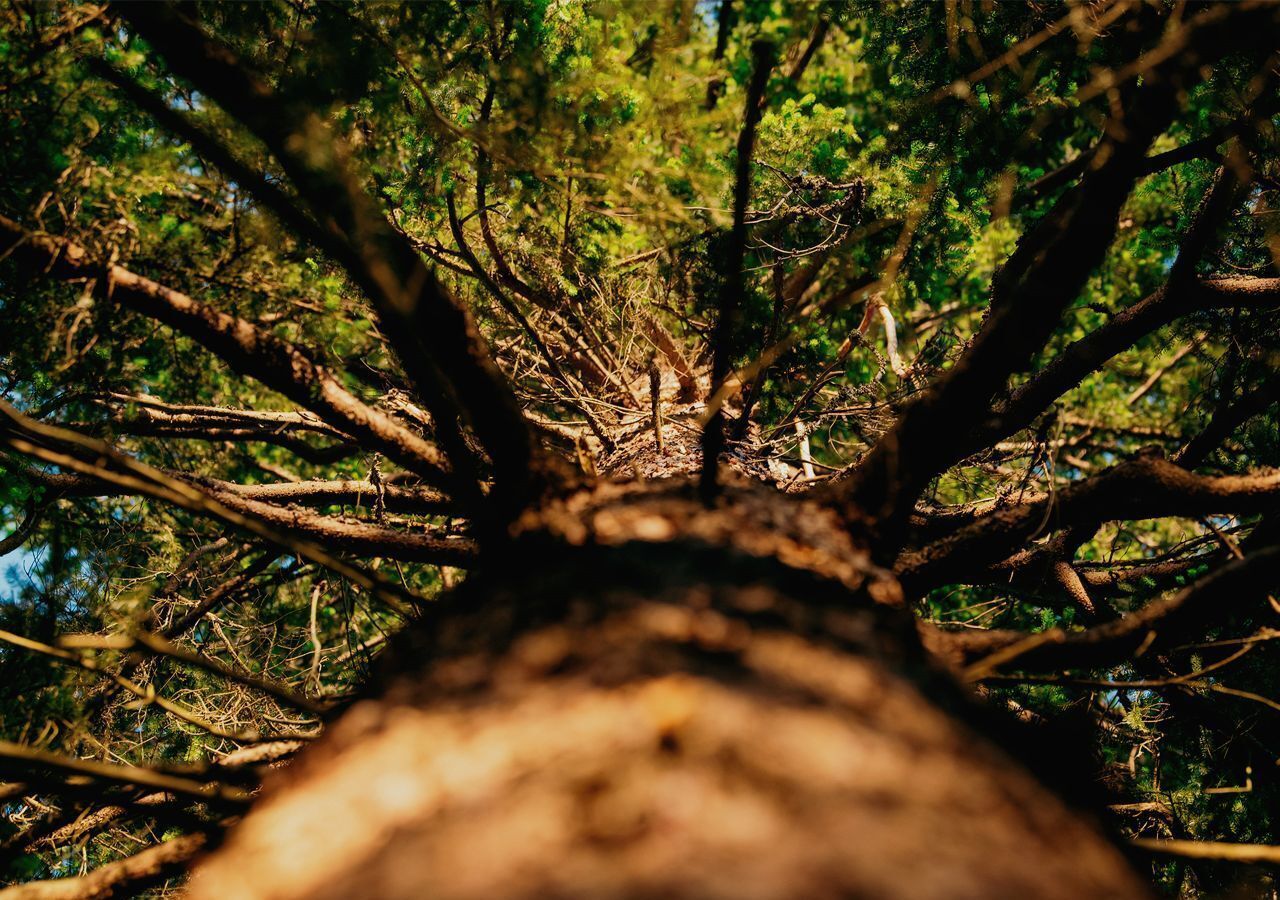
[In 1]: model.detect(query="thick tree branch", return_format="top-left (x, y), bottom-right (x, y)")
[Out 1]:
top-left (194, 485), bottom-right (474, 566)
top-left (118, 3), bottom-right (540, 514)
top-left (701, 40), bottom-right (774, 499)
top-left (0, 401), bottom-right (428, 612)
top-left (0, 740), bottom-right (249, 807)
top-left (971, 276), bottom-right (1280, 464)
top-left (194, 477), bottom-right (449, 517)
top-left (0, 215), bottom-right (451, 487)
top-left (0, 833), bottom-right (208, 899)
top-left (823, 4), bottom-right (1280, 557)
top-left (962, 537), bottom-right (1280, 677)
top-left (898, 455), bottom-right (1280, 593)
top-left (0, 496), bottom-right (43, 557)
top-left (1175, 368), bottom-right (1280, 467)
top-left (911, 162), bottom-right (1260, 618)
top-left (19, 461), bottom-right (451, 518)
top-left (1133, 838), bottom-right (1280, 866)
top-left (103, 395), bottom-right (348, 438)
top-left (12, 449), bottom-right (471, 566)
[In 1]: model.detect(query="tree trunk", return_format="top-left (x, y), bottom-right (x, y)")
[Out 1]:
top-left (186, 475), bottom-right (1149, 900)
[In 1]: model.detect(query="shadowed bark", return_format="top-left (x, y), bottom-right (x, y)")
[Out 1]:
top-left (186, 462), bottom-right (1149, 900)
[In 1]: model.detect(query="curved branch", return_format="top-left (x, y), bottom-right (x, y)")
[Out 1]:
top-left (196, 487), bottom-right (475, 566)
top-left (962, 538), bottom-right (1280, 677)
top-left (0, 215), bottom-right (451, 487)
top-left (0, 402), bottom-right (427, 612)
top-left (898, 455), bottom-right (1280, 593)
top-left (0, 832), bottom-right (207, 900)
top-left (1175, 368), bottom-right (1280, 467)
top-left (823, 4), bottom-right (1280, 555)
top-left (0, 496), bottom-right (42, 557)
top-left (118, 3), bottom-right (539, 512)
top-left (972, 276), bottom-right (1280, 457)
top-left (103, 394), bottom-right (349, 438)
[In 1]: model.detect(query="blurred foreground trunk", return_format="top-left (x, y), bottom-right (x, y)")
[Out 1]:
top-left (186, 470), bottom-right (1149, 900)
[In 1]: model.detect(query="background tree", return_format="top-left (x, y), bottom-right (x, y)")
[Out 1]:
top-left (1, 1), bottom-right (1280, 897)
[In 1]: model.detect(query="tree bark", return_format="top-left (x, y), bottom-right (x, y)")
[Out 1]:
top-left (186, 476), bottom-right (1149, 900)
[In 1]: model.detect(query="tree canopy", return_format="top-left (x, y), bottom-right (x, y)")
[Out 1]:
top-left (1, 2), bottom-right (1280, 897)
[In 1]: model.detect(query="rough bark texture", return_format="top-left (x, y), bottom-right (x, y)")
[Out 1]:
top-left (187, 476), bottom-right (1149, 900)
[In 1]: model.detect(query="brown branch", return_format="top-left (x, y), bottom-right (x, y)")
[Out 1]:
top-left (1023, 43), bottom-right (1280, 205)
top-left (898, 455), bottom-right (1280, 593)
top-left (0, 832), bottom-right (207, 899)
top-left (1175, 368), bottom-right (1280, 467)
top-left (88, 58), bottom-right (322, 253)
top-left (912, 161), bottom-right (1260, 615)
top-left (0, 215), bottom-right (451, 487)
top-left (1132, 838), bottom-right (1280, 865)
top-left (445, 194), bottom-right (616, 453)
top-left (159, 552), bottom-right (285, 642)
top-left (17, 461), bottom-right (449, 517)
top-left (473, 88), bottom-right (542, 308)
top-left (14, 451), bottom-right (471, 566)
top-left (192, 477), bottom-right (449, 517)
top-left (961, 531), bottom-right (1280, 677)
top-left (103, 394), bottom-right (348, 438)
top-left (1023, 124), bottom-right (1230, 205)
top-left (642, 313), bottom-right (701, 402)
top-left (0, 496), bottom-right (43, 557)
top-left (4, 737), bottom-right (303, 859)
top-left (59, 630), bottom-right (328, 716)
top-left (468, 133), bottom-right (623, 400)
top-left (0, 740), bottom-right (249, 806)
top-left (701, 40), bottom-right (775, 500)
top-left (649, 358), bottom-right (665, 456)
top-left (983, 180), bottom-right (1257, 448)
top-left (0, 401), bottom-right (426, 613)
top-left (772, 15), bottom-right (830, 103)
top-left (118, 4), bottom-right (539, 514)
top-left (704, 0), bottom-right (737, 109)
top-left (194, 485), bottom-right (474, 566)
top-left (980, 548), bottom-right (1219, 605)
top-left (17, 792), bottom-right (172, 855)
top-left (1050, 560), bottom-right (1096, 617)
top-left (823, 4), bottom-right (1280, 556)
top-left (931, 97), bottom-right (1271, 488)
top-left (890, 276), bottom-right (1280, 522)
